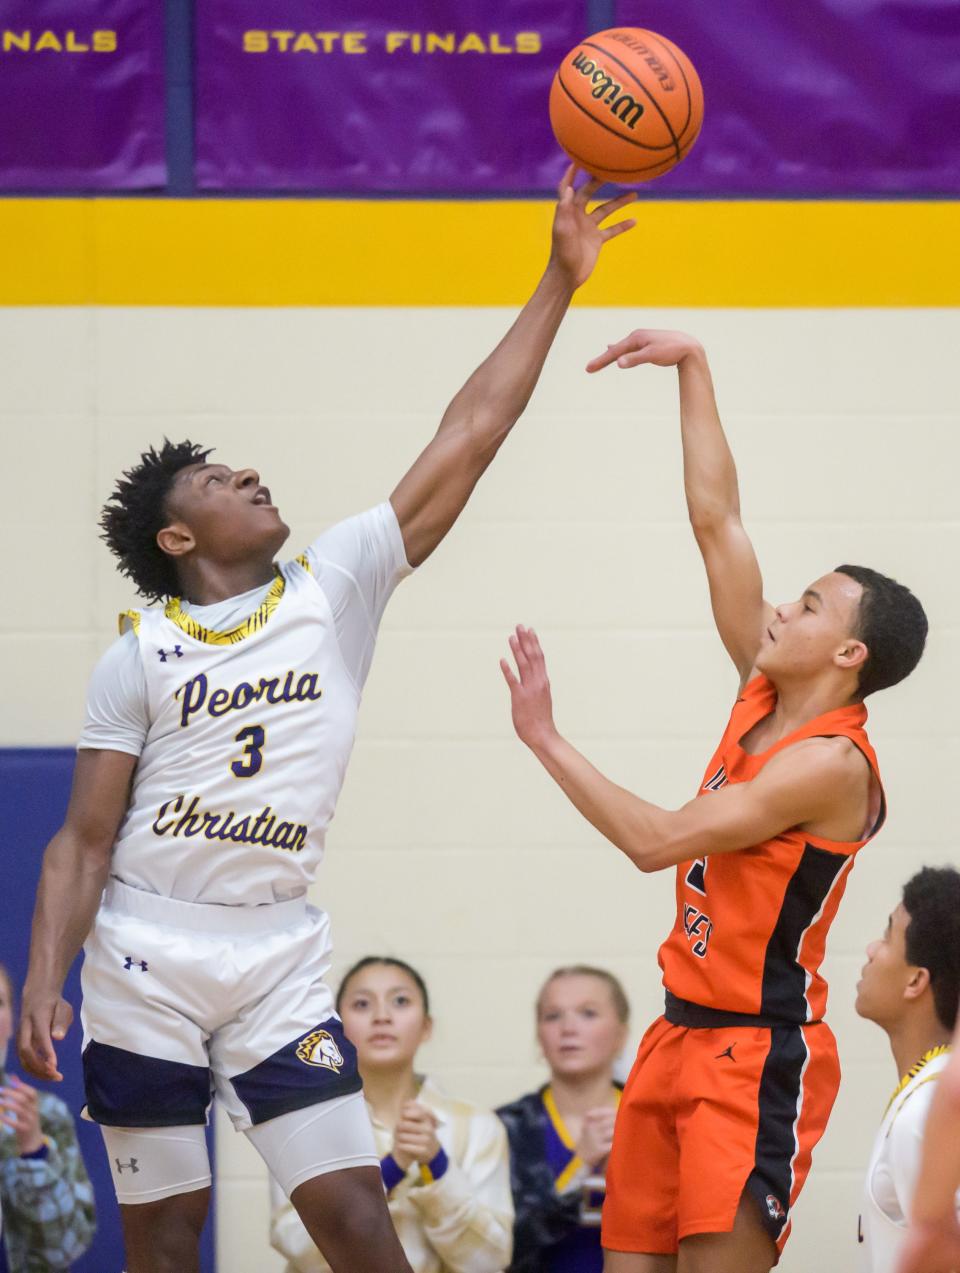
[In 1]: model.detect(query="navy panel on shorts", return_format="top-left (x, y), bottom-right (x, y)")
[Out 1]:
top-left (744, 1024), bottom-right (809, 1241)
top-left (229, 1017), bottom-right (363, 1126)
top-left (83, 1039), bottom-right (212, 1127)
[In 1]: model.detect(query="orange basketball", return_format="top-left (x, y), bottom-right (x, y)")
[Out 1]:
top-left (549, 28), bottom-right (704, 183)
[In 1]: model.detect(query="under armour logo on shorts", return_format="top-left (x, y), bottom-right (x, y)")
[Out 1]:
top-left (115, 1158), bottom-right (140, 1174)
top-left (157, 646), bottom-right (183, 662)
top-left (123, 956), bottom-right (148, 972)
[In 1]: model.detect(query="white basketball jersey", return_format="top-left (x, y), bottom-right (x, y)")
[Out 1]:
top-left (859, 1049), bottom-right (955, 1273)
top-left (110, 555), bottom-right (362, 905)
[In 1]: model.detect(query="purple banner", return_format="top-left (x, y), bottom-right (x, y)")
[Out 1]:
top-left (614, 0), bottom-right (960, 195)
top-left (195, 0), bottom-right (580, 191)
top-left (0, 0), bottom-right (165, 190)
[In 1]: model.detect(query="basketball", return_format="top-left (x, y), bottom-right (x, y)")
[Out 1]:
top-left (549, 27), bottom-right (704, 183)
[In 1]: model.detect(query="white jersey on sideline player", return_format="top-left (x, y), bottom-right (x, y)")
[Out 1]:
top-left (860, 1048), bottom-right (957, 1273)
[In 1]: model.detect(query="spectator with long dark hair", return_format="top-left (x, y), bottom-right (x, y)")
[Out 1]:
top-left (270, 956), bottom-right (512, 1273)
top-left (497, 966), bottom-right (629, 1272)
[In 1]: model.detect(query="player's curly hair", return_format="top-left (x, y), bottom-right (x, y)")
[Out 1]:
top-left (902, 866), bottom-right (960, 1032)
top-left (100, 440), bottom-right (212, 602)
top-left (835, 565), bottom-right (928, 698)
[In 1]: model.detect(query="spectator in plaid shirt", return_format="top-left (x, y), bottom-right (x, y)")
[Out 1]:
top-left (0, 966), bottom-right (95, 1271)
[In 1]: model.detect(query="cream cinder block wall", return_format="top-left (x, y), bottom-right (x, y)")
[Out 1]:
top-left (2, 306), bottom-right (958, 1272)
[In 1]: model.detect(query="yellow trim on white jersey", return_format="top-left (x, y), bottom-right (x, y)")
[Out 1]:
top-left (163, 570), bottom-right (287, 646)
top-left (118, 609), bottom-right (141, 635)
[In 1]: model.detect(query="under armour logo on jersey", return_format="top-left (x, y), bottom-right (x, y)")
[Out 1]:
top-left (702, 763), bottom-right (728, 792)
top-left (123, 956), bottom-right (148, 972)
top-left (157, 646), bottom-right (183, 662)
top-left (115, 1158), bottom-right (140, 1174)
top-left (715, 1043), bottom-right (737, 1062)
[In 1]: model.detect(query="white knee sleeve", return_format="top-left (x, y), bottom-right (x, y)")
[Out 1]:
top-left (245, 1091), bottom-right (378, 1198)
top-left (101, 1124), bottom-right (211, 1205)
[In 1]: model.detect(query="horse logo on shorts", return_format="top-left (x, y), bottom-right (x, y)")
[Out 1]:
top-left (295, 1028), bottom-right (345, 1072)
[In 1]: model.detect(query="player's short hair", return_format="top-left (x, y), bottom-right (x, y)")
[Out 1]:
top-left (336, 956), bottom-right (430, 1017)
top-left (834, 564), bottom-right (928, 698)
top-left (100, 440), bottom-right (213, 602)
top-left (902, 866), bottom-right (960, 1032)
top-left (537, 965), bottom-right (630, 1024)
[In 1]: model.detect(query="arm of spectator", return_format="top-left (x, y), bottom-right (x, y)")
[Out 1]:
top-left (0, 1093), bottom-right (96, 1269)
top-left (408, 1111), bottom-right (514, 1273)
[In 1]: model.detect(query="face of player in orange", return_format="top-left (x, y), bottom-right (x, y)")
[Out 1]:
top-left (855, 903), bottom-right (927, 1029)
top-left (160, 462), bottom-right (290, 572)
top-left (537, 974), bottom-right (628, 1082)
top-left (339, 964), bottom-right (432, 1075)
top-left (754, 571), bottom-right (867, 688)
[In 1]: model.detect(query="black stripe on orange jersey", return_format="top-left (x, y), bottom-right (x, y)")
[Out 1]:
top-left (759, 844), bottom-right (849, 1022)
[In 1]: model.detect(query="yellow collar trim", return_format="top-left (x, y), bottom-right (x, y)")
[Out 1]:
top-left (886, 1045), bottom-right (951, 1115)
top-left (164, 569), bottom-right (286, 646)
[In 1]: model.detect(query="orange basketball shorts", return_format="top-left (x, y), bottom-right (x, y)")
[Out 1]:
top-left (602, 1012), bottom-right (841, 1258)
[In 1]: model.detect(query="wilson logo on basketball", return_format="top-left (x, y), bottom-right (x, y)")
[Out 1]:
top-left (296, 1029), bottom-right (345, 1072)
top-left (569, 51), bottom-right (644, 129)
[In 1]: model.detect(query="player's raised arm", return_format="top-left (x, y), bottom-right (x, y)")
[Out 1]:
top-left (587, 331), bottom-right (773, 687)
top-left (19, 749), bottom-right (136, 1081)
top-left (500, 625), bottom-right (866, 873)
top-left (389, 165), bottom-right (636, 568)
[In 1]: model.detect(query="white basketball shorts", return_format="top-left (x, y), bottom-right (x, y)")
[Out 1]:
top-left (80, 880), bottom-right (362, 1133)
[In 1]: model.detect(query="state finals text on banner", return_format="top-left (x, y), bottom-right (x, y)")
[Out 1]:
top-left (194, 0), bottom-right (580, 192)
top-left (0, 0), bottom-right (165, 189)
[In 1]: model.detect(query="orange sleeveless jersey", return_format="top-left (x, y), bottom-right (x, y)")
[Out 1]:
top-left (657, 674), bottom-right (884, 1023)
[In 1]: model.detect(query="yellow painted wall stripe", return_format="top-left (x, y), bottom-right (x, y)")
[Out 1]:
top-left (2, 198), bottom-right (957, 306)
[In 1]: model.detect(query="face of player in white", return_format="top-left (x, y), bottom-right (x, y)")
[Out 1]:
top-left (855, 903), bottom-right (929, 1030)
top-left (339, 964), bottom-right (432, 1075)
top-left (754, 571), bottom-right (867, 688)
top-left (161, 462), bottom-right (290, 569)
top-left (537, 974), bottom-right (627, 1082)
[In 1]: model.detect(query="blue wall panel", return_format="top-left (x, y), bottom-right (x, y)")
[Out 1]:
top-left (0, 749), bottom-right (215, 1272)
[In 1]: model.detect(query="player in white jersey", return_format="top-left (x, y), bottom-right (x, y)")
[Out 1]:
top-left (854, 866), bottom-right (960, 1273)
top-left (16, 169), bottom-right (637, 1273)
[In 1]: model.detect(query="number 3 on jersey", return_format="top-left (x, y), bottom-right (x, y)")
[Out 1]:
top-left (231, 725), bottom-right (266, 778)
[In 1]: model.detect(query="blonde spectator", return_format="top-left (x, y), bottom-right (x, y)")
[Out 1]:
top-left (496, 966), bottom-right (629, 1273)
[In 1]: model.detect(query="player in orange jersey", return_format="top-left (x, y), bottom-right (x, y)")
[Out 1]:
top-left (500, 328), bottom-right (928, 1273)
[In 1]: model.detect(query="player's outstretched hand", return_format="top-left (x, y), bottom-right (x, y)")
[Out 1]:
top-left (586, 328), bottom-right (703, 374)
top-left (17, 990), bottom-right (73, 1082)
top-left (500, 625), bottom-right (557, 750)
top-left (549, 164), bottom-right (637, 290)
top-left (895, 1219), bottom-right (960, 1273)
